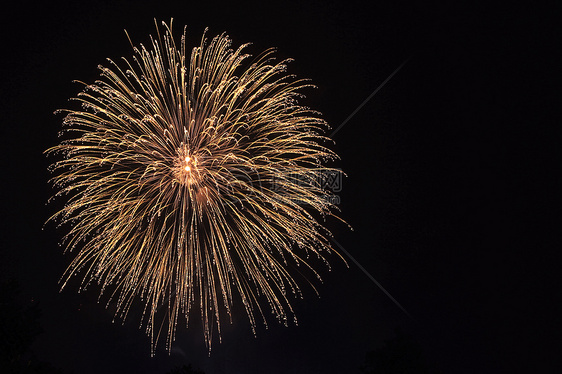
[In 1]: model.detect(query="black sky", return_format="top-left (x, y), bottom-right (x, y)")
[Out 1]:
top-left (1, 1), bottom-right (559, 373)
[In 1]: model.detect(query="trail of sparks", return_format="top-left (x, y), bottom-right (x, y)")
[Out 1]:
top-left (46, 20), bottom-right (346, 354)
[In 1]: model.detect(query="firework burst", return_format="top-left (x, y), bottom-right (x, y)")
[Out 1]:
top-left (47, 20), bottom-right (346, 353)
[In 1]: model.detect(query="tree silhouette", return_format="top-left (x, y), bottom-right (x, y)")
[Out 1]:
top-left (0, 278), bottom-right (65, 374)
top-left (361, 328), bottom-right (441, 374)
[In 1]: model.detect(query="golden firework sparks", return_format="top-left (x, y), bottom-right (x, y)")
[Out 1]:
top-left (46, 19), bottom-right (347, 354)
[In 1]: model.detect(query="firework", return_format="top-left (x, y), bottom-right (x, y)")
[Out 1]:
top-left (47, 20), bottom-right (346, 353)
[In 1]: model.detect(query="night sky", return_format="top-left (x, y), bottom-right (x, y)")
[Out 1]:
top-left (1, 1), bottom-right (559, 373)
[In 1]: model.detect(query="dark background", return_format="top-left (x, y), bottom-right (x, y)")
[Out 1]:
top-left (1, 1), bottom-right (559, 373)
